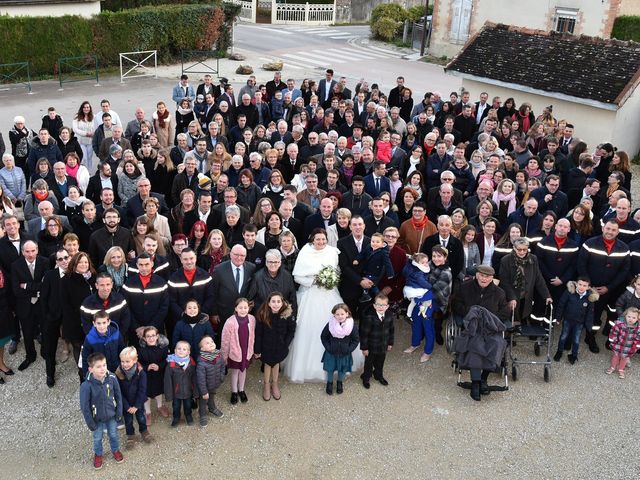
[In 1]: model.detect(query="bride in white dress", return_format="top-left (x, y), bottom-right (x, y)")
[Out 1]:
top-left (285, 229), bottom-right (364, 383)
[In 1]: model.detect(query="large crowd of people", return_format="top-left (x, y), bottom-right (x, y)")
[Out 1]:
top-left (1, 69), bottom-right (640, 468)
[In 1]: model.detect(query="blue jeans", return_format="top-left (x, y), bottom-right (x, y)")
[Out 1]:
top-left (172, 398), bottom-right (192, 420)
top-left (557, 321), bottom-right (583, 356)
top-left (92, 418), bottom-right (119, 455)
top-left (411, 313), bottom-right (435, 355)
top-left (124, 408), bottom-right (147, 435)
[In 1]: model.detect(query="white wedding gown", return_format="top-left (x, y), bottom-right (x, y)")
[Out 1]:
top-left (285, 243), bottom-right (364, 383)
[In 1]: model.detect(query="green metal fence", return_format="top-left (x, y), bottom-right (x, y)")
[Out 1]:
top-left (57, 55), bottom-right (99, 89)
top-left (0, 62), bottom-right (32, 93)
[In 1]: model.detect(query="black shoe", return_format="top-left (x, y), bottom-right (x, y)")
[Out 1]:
top-left (336, 381), bottom-right (343, 394)
top-left (7, 340), bottom-right (18, 355)
top-left (586, 337), bottom-right (600, 354)
top-left (171, 418), bottom-right (179, 427)
top-left (470, 381), bottom-right (481, 401)
top-left (238, 391), bottom-right (248, 403)
top-left (18, 358), bottom-right (34, 371)
top-left (0, 368), bottom-right (14, 376)
top-left (326, 382), bottom-right (333, 395)
top-left (568, 354), bottom-right (577, 365)
top-left (46, 376), bottom-right (55, 388)
top-left (377, 377), bottom-right (389, 386)
top-left (0, 377), bottom-right (4, 385)
top-left (553, 351), bottom-right (562, 362)
top-left (362, 377), bottom-right (370, 389)
top-left (435, 332), bottom-right (444, 345)
top-left (186, 416), bottom-right (194, 425)
top-left (230, 392), bottom-right (239, 404)
top-left (480, 381), bottom-right (490, 395)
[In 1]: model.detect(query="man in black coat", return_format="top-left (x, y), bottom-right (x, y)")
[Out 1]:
top-left (364, 197), bottom-right (395, 237)
top-left (125, 178), bottom-right (169, 227)
top-left (85, 162), bottom-right (120, 205)
top-left (279, 199), bottom-right (305, 247)
top-left (530, 175), bottom-right (569, 219)
top-left (11, 240), bottom-right (50, 371)
top-left (40, 247), bottom-right (70, 387)
top-left (88, 208), bottom-right (135, 266)
top-left (71, 201), bottom-right (102, 253)
top-left (211, 245), bottom-right (256, 334)
top-left (337, 216), bottom-right (371, 319)
top-left (304, 198), bottom-right (335, 239)
top-left (47, 162), bottom-right (78, 204)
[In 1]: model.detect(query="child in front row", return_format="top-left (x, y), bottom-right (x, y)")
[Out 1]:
top-left (196, 336), bottom-right (225, 426)
top-left (359, 293), bottom-right (395, 389)
top-left (221, 298), bottom-right (256, 405)
top-left (321, 303), bottom-right (359, 395)
top-left (116, 347), bottom-right (152, 449)
top-left (607, 307), bottom-right (640, 379)
top-left (138, 326), bottom-right (170, 424)
top-left (164, 340), bottom-right (196, 427)
top-left (254, 292), bottom-right (296, 401)
top-left (79, 352), bottom-right (124, 470)
top-left (359, 232), bottom-right (394, 303)
top-left (172, 299), bottom-right (215, 361)
top-left (553, 277), bottom-right (597, 365)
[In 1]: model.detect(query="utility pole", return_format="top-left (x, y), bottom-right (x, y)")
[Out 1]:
top-left (420, 0), bottom-right (430, 56)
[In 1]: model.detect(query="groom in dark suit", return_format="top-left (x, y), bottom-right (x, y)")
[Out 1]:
top-left (211, 245), bottom-right (256, 334)
top-left (337, 215), bottom-right (371, 319)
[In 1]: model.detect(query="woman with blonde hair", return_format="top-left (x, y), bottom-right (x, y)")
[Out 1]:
top-left (97, 246), bottom-right (128, 291)
top-left (211, 142), bottom-right (232, 171)
top-left (525, 121), bottom-right (547, 155)
top-left (198, 229), bottom-right (229, 274)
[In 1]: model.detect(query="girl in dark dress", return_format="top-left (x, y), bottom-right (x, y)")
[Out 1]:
top-left (254, 292), bottom-right (296, 401)
top-left (221, 298), bottom-right (256, 405)
top-left (139, 326), bottom-right (170, 423)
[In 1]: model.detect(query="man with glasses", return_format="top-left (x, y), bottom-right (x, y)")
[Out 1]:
top-left (398, 201), bottom-right (437, 255)
top-left (297, 174), bottom-right (326, 212)
top-left (40, 248), bottom-right (71, 387)
top-left (211, 245), bottom-right (256, 333)
top-left (123, 252), bottom-right (170, 339)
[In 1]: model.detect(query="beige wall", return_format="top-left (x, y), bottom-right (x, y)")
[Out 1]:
top-left (431, 0), bottom-right (614, 58)
top-left (459, 78), bottom-right (626, 154)
top-left (612, 86), bottom-right (640, 156)
top-left (0, 1), bottom-right (100, 18)
top-left (619, 0), bottom-right (640, 15)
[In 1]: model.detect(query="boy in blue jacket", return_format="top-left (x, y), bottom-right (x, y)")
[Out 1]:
top-left (553, 277), bottom-right (598, 364)
top-left (359, 233), bottom-right (395, 303)
top-left (81, 310), bottom-right (125, 379)
top-left (79, 352), bottom-right (124, 470)
top-left (116, 347), bottom-right (153, 449)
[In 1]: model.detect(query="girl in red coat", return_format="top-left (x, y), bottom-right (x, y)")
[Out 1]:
top-left (607, 307), bottom-right (640, 379)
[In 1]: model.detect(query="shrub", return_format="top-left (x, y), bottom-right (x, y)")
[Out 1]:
top-left (612, 16), bottom-right (640, 42)
top-left (371, 18), bottom-right (403, 42)
top-left (0, 3), bottom-right (239, 78)
top-left (370, 3), bottom-right (408, 26)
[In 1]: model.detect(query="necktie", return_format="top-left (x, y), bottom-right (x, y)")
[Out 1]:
top-left (235, 267), bottom-right (241, 292)
top-left (356, 240), bottom-right (361, 253)
top-left (28, 262), bottom-right (35, 279)
top-left (442, 239), bottom-right (447, 248)
top-left (283, 219), bottom-right (288, 228)
top-left (375, 177), bottom-right (380, 194)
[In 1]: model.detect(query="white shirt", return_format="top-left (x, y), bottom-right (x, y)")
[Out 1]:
top-left (199, 209), bottom-right (211, 223)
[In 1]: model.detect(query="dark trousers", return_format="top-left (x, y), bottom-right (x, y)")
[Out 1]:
top-left (470, 369), bottom-right (491, 382)
top-left (362, 352), bottom-right (386, 380)
top-left (557, 321), bottom-right (583, 356)
top-left (17, 303), bottom-right (40, 361)
top-left (11, 312), bottom-right (21, 342)
top-left (42, 316), bottom-right (61, 378)
top-left (124, 408), bottom-right (148, 435)
top-left (172, 398), bottom-right (193, 420)
top-left (198, 394), bottom-right (217, 417)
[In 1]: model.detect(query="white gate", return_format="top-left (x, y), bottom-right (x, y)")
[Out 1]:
top-left (450, 0), bottom-right (473, 44)
top-left (272, 1), bottom-right (336, 25)
top-left (230, 0), bottom-right (257, 23)
top-left (119, 50), bottom-right (157, 83)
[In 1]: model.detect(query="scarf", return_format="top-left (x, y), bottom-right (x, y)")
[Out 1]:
top-left (207, 248), bottom-right (224, 275)
top-left (66, 163), bottom-right (80, 178)
top-left (184, 313), bottom-right (199, 325)
top-left (513, 253), bottom-right (532, 292)
top-left (525, 167), bottom-right (541, 178)
top-left (200, 350), bottom-right (218, 362)
top-left (106, 264), bottom-right (126, 288)
top-left (124, 364), bottom-right (137, 380)
top-left (603, 237), bottom-right (615, 254)
top-left (492, 190), bottom-right (517, 215)
top-left (63, 195), bottom-right (87, 208)
top-left (178, 106), bottom-right (193, 116)
top-left (167, 353), bottom-right (190, 370)
top-left (406, 156), bottom-right (421, 177)
top-left (155, 109), bottom-right (170, 128)
top-left (411, 215), bottom-right (428, 230)
top-left (34, 190), bottom-right (48, 202)
top-left (328, 315), bottom-right (354, 338)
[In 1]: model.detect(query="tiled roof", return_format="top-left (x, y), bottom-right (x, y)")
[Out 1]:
top-left (445, 23), bottom-right (640, 106)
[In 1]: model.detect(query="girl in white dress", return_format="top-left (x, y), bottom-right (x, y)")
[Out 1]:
top-left (285, 229), bottom-right (363, 382)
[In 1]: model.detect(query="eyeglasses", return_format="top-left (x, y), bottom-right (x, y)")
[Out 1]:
top-left (266, 260), bottom-right (281, 264)
top-left (384, 234), bottom-right (399, 239)
top-left (374, 303), bottom-right (389, 308)
top-left (56, 255), bottom-right (70, 261)
top-left (144, 334), bottom-right (157, 339)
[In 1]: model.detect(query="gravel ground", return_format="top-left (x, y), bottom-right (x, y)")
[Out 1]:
top-left (2, 317), bottom-right (639, 479)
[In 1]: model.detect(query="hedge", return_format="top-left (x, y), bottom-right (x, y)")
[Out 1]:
top-left (0, 3), bottom-right (240, 78)
top-left (611, 15), bottom-right (640, 42)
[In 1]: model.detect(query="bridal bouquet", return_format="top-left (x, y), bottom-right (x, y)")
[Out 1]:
top-left (314, 266), bottom-right (340, 290)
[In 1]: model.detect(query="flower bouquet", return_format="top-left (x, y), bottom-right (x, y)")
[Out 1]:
top-left (314, 266), bottom-right (340, 290)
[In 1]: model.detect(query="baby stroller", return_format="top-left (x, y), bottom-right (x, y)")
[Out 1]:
top-left (509, 303), bottom-right (554, 383)
top-left (451, 306), bottom-right (510, 396)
